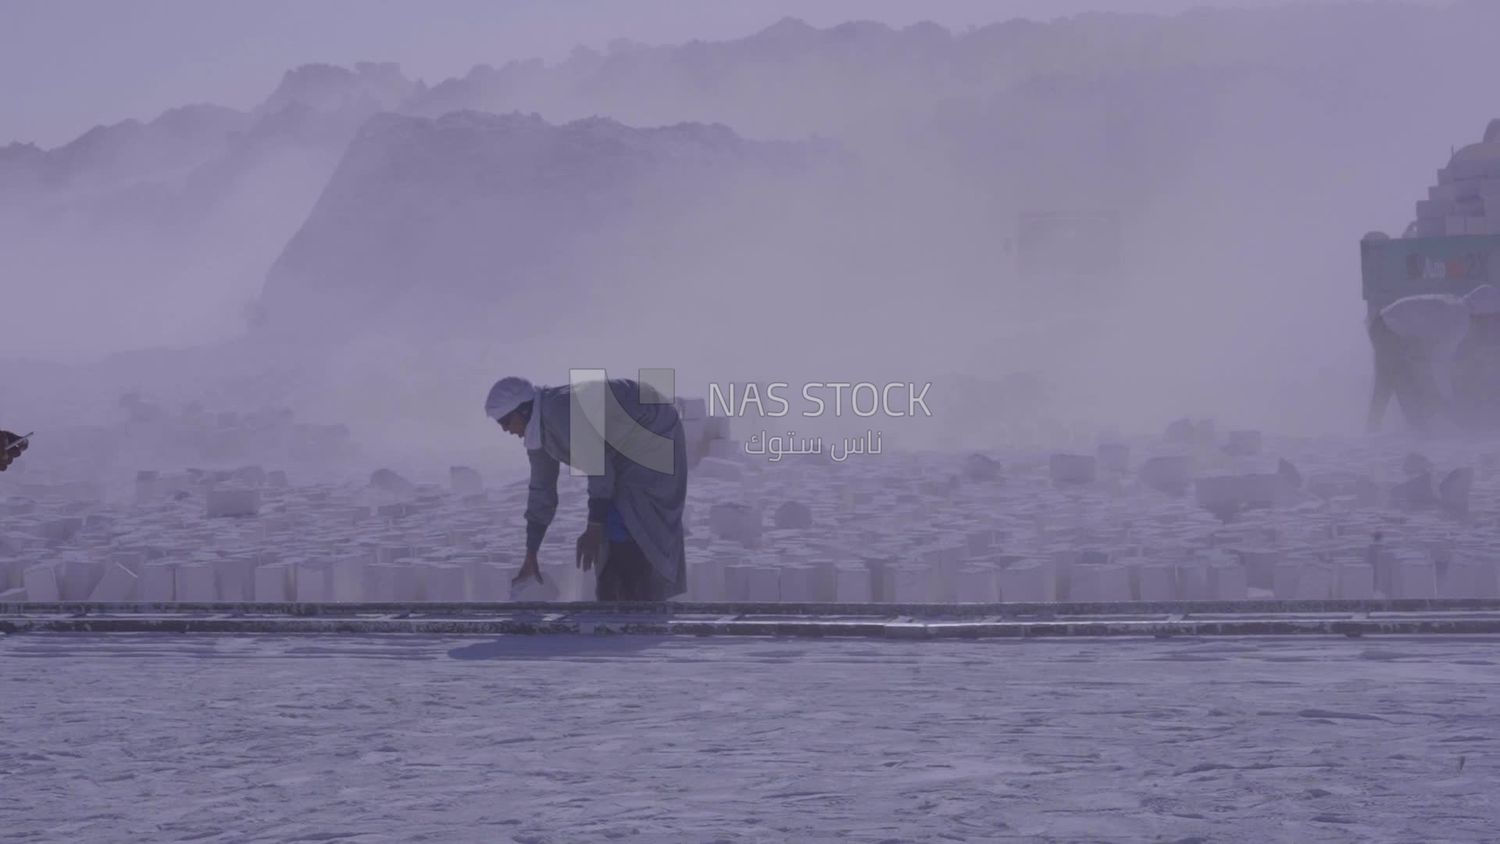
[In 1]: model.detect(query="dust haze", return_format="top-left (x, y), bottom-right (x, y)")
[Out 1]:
top-left (2, 0), bottom-right (1496, 485)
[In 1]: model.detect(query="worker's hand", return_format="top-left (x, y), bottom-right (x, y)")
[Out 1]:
top-left (513, 551), bottom-right (544, 586)
top-left (0, 430), bottom-right (27, 473)
top-left (576, 523), bottom-right (604, 571)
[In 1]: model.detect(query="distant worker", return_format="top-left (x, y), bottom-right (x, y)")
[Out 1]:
top-left (0, 430), bottom-right (29, 472)
top-left (1367, 292), bottom-right (1471, 433)
top-left (485, 376), bottom-right (688, 601)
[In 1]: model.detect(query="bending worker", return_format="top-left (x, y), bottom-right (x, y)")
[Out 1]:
top-left (485, 375), bottom-right (688, 601)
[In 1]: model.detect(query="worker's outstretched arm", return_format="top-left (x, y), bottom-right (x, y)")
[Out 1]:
top-left (518, 448), bottom-right (561, 584)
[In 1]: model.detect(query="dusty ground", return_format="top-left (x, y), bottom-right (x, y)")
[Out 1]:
top-left (2, 633), bottom-right (1498, 843)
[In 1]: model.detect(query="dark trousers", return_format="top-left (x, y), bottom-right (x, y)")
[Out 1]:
top-left (596, 539), bottom-right (670, 602)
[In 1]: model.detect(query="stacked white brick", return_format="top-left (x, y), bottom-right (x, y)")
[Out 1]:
top-left (1410, 119), bottom-right (1500, 237)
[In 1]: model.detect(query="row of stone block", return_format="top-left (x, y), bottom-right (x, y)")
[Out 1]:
top-left (3, 547), bottom-right (1495, 604)
top-left (675, 549), bottom-right (1498, 603)
top-left (0, 554), bottom-right (552, 603)
top-left (680, 556), bottom-right (1062, 603)
top-left (1411, 215), bottom-right (1500, 238)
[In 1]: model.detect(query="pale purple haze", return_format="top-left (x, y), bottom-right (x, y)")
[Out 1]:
top-left (0, 0), bottom-right (1487, 468)
top-left (6, 8), bottom-right (1500, 841)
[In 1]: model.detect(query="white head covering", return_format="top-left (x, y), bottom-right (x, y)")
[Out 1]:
top-left (1465, 284), bottom-right (1500, 316)
top-left (484, 376), bottom-right (536, 422)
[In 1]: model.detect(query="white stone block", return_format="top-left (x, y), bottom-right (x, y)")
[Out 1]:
top-left (1139, 455), bottom-right (1193, 496)
top-left (449, 466), bottom-right (484, 495)
top-left (1195, 474), bottom-right (1279, 519)
top-left (467, 562), bottom-right (513, 602)
top-left (1224, 430), bottom-right (1262, 456)
top-left (682, 417), bottom-right (706, 455)
top-left (686, 559), bottom-right (722, 601)
top-left (58, 559), bottom-right (104, 600)
top-left (1133, 563), bottom-right (1177, 601)
top-left (88, 563), bottom-right (138, 602)
top-left (708, 503), bottom-right (763, 546)
top-left (1369, 547), bottom-right (1398, 597)
top-left (510, 573), bottom-right (560, 602)
top-left (358, 560), bottom-right (396, 599)
top-left (1170, 562), bottom-right (1206, 600)
top-left (1438, 558), bottom-right (1474, 598)
top-left (324, 555), bottom-right (366, 602)
top-left (954, 567), bottom-right (998, 602)
top-left (834, 565), bottom-right (872, 602)
top-left (1067, 565), bottom-right (1104, 602)
top-left (889, 566), bottom-right (931, 603)
top-left (294, 562), bottom-right (330, 602)
top-left (1473, 560), bottom-right (1500, 599)
top-left (1295, 565), bottom-right (1334, 600)
top-left (862, 556), bottom-right (894, 602)
top-left (696, 457), bottom-right (745, 483)
top-left (1272, 561), bottom-right (1302, 600)
top-left (807, 560), bottom-right (837, 603)
top-left (744, 565), bottom-right (780, 602)
top-left (419, 563), bottom-right (466, 602)
top-left (706, 439), bottom-right (740, 460)
top-left (231, 465), bottom-right (266, 487)
top-left (1336, 562), bottom-right (1375, 600)
top-left (1096, 442), bottom-right (1130, 473)
top-left (1207, 564), bottom-right (1248, 601)
top-left (1392, 557), bottom-right (1437, 599)
top-left (722, 564), bottom-right (752, 602)
top-left (1234, 549), bottom-right (1282, 589)
top-left (1070, 565), bottom-right (1132, 602)
top-left (704, 415), bottom-right (732, 439)
top-left (923, 562), bottom-right (957, 604)
top-left (213, 558), bottom-right (254, 602)
top-left (541, 559), bottom-right (581, 602)
top-left (1099, 565), bottom-right (1132, 602)
top-left (1049, 453), bottom-right (1097, 485)
top-left (41, 517), bottom-right (84, 544)
top-left (141, 563), bottom-right (177, 602)
top-left (773, 501), bottom-right (814, 529)
top-left (207, 488), bottom-right (260, 518)
top-left (254, 564), bottom-right (292, 602)
top-left (779, 565), bottom-right (814, 602)
top-left (176, 563), bottom-right (218, 602)
top-left (965, 529), bottom-right (999, 556)
top-left (999, 561), bottom-right (1054, 603)
top-left (22, 564), bottom-right (61, 602)
top-left (389, 565), bottom-right (420, 602)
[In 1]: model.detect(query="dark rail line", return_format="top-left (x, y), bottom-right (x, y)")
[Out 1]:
top-left (7, 599), bottom-right (1500, 638)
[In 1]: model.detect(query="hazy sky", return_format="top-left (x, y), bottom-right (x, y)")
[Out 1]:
top-left (2, 0), bottom-right (1426, 148)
